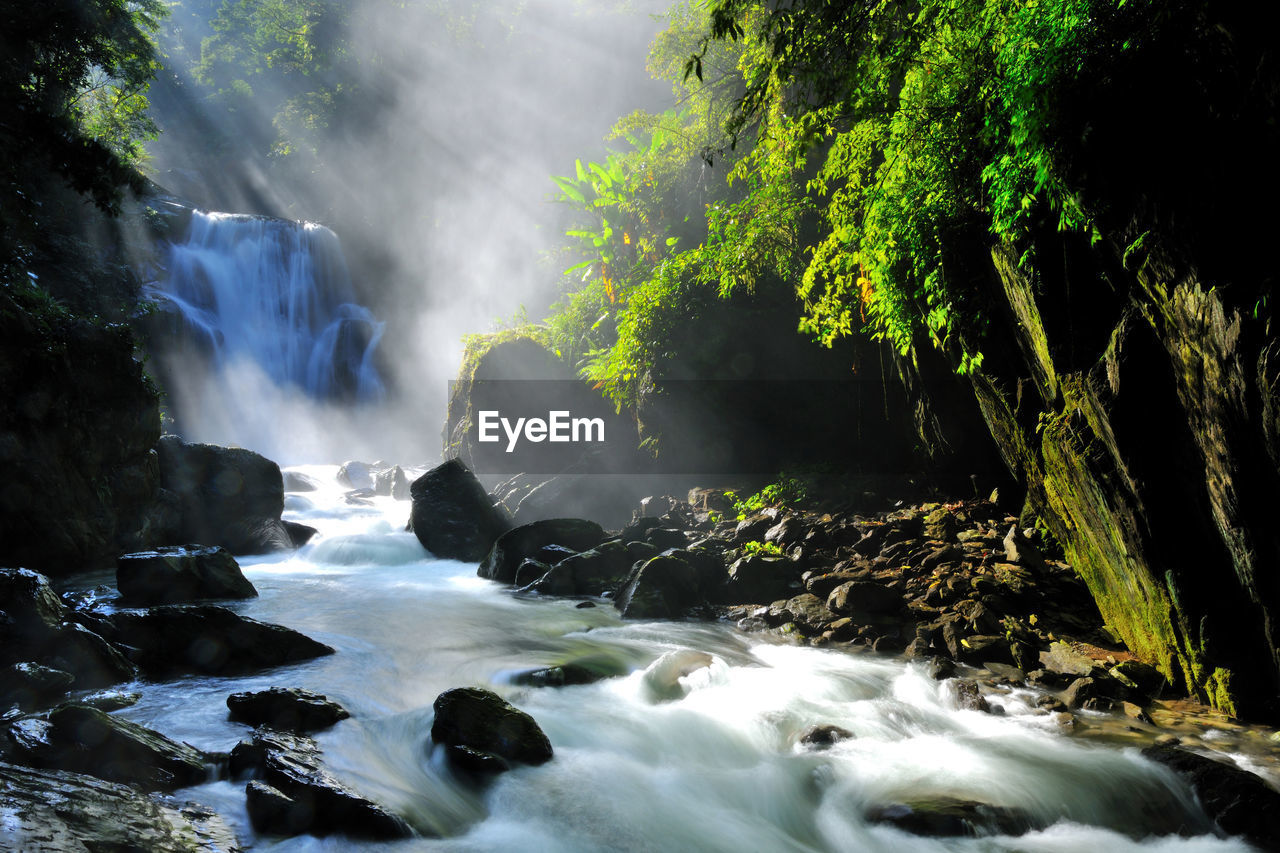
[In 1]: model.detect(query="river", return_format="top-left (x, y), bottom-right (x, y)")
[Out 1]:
top-left (93, 466), bottom-right (1252, 852)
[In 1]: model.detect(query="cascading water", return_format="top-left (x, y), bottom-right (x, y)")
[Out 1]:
top-left (75, 469), bottom-right (1265, 852)
top-left (146, 211), bottom-right (386, 461)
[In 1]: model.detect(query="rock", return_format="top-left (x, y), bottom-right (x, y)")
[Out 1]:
top-left (8, 704), bottom-right (209, 790)
top-left (336, 461), bottom-right (375, 491)
top-left (373, 465), bottom-right (411, 500)
top-left (526, 539), bottom-right (634, 597)
top-left (75, 689), bottom-right (141, 712)
top-left (42, 623), bottom-right (139, 690)
top-left (407, 459), bottom-right (513, 561)
top-left (430, 687), bottom-right (553, 767)
top-left (444, 744), bottom-right (511, 774)
top-left (621, 517), bottom-right (663, 542)
top-left (284, 520), bottom-right (318, 548)
top-left (804, 569), bottom-right (871, 600)
top-left (722, 555), bottom-right (795, 604)
top-left (108, 605), bottom-right (334, 676)
top-left (226, 687), bottom-right (350, 733)
top-left (868, 798), bottom-right (1038, 837)
top-left (511, 665), bottom-right (610, 688)
top-left (645, 527), bottom-right (688, 551)
top-left (783, 594), bottom-right (838, 633)
top-left (0, 567), bottom-right (65, 636)
top-left (798, 725), bottom-right (854, 748)
top-left (826, 581), bottom-right (902, 615)
top-left (157, 436), bottom-right (293, 555)
top-left (0, 662), bottom-right (74, 711)
top-left (1143, 745), bottom-right (1280, 848)
top-left (923, 508), bottom-right (959, 541)
top-left (950, 679), bottom-right (991, 713)
top-left (478, 518), bottom-right (605, 584)
top-left (1062, 676), bottom-right (1099, 709)
top-left (0, 761), bottom-right (241, 851)
top-left (283, 470), bottom-right (318, 492)
top-left (615, 554), bottom-right (704, 619)
top-left (732, 513), bottom-right (774, 543)
top-left (640, 650), bottom-right (715, 701)
top-left (1038, 641), bottom-right (1096, 677)
top-left (116, 545), bottom-right (257, 605)
top-left (1121, 701), bottom-right (1154, 725)
top-left (1109, 659), bottom-right (1167, 696)
top-left (233, 729), bottom-right (410, 839)
top-left (958, 634), bottom-right (1012, 665)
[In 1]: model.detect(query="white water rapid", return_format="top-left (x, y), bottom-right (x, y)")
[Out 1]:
top-left (147, 212), bottom-right (385, 461)
top-left (66, 469), bottom-right (1256, 852)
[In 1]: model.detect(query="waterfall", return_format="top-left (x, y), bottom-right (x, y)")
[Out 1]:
top-left (147, 211), bottom-right (387, 462)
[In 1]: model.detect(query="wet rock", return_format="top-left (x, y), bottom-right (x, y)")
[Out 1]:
top-left (783, 593), bottom-right (838, 633)
top-left (527, 539), bottom-right (634, 597)
top-left (430, 687), bottom-right (553, 767)
top-left (868, 798), bottom-right (1038, 837)
top-left (157, 435), bottom-right (293, 555)
top-left (478, 518), bottom-right (605, 584)
top-left (511, 665), bottom-right (608, 688)
top-left (408, 459), bottom-right (513, 562)
top-left (75, 689), bottom-right (142, 712)
top-left (1062, 676), bottom-right (1099, 709)
top-left (1143, 744), bottom-right (1280, 848)
top-left (108, 605), bottom-right (334, 676)
top-left (42, 622), bottom-right (139, 690)
top-left (0, 567), bottom-right (65, 636)
top-left (958, 634), bottom-right (1012, 666)
top-left (0, 761), bottom-right (241, 851)
top-left (8, 704), bottom-right (209, 790)
top-left (950, 679), bottom-right (991, 713)
top-left (284, 520), bottom-right (318, 548)
top-left (826, 581), bottom-right (902, 615)
top-left (722, 555), bottom-right (796, 604)
top-left (1109, 659), bottom-right (1167, 696)
top-left (233, 729), bottom-right (410, 839)
top-left (227, 687), bottom-right (350, 733)
top-left (283, 471), bottom-right (318, 492)
top-left (616, 554), bottom-right (704, 619)
top-left (799, 725), bottom-right (854, 748)
top-left (0, 662), bottom-right (73, 711)
top-left (336, 461), bottom-right (375, 491)
top-left (117, 545), bottom-right (256, 605)
top-left (513, 559), bottom-right (552, 588)
top-left (374, 465), bottom-right (411, 501)
top-left (645, 527), bottom-right (688, 551)
top-left (621, 517), bottom-right (663, 543)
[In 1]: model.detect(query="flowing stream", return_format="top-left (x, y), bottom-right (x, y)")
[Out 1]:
top-left (95, 469), bottom-right (1252, 852)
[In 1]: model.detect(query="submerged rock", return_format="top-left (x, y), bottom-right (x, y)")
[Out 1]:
top-left (226, 687), bottom-right (349, 733)
top-left (478, 518), bottom-right (606, 584)
top-left (117, 545), bottom-right (257, 605)
top-left (868, 798), bottom-right (1038, 837)
top-left (0, 761), bottom-right (241, 851)
top-left (798, 724), bottom-right (854, 748)
top-left (108, 605), bottom-right (334, 676)
top-left (232, 729), bottom-right (410, 839)
top-left (407, 459), bottom-right (512, 561)
top-left (8, 704), bottom-right (210, 791)
top-left (430, 687), bottom-right (553, 768)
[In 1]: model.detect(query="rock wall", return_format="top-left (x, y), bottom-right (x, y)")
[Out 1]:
top-left (0, 291), bottom-right (163, 575)
top-left (925, 232), bottom-right (1280, 720)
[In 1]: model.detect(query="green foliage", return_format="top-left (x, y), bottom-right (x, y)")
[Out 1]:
top-left (726, 474), bottom-right (808, 520)
top-left (741, 539), bottom-right (784, 557)
top-left (0, 0), bottom-right (166, 285)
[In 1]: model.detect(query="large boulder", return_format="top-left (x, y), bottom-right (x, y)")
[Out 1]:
top-left (430, 687), bottom-right (553, 770)
top-left (615, 553), bottom-right (705, 619)
top-left (1143, 744), bottom-right (1280, 847)
top-left (231, 729), bottom-right (410, 839)
top-left (107, 605), bottom-right (334, 676)
top-left (0, 761), bottom-right (240, 852)
top-left (524, 539), bottom-right (636, 597)
top-left (407, 459), bottom-right (512, 561)
top-left (720, 555), bottom-right (796, 604)
top-left (478, 518), bottom-right (606, 584)
top-left (227, 687), bottom-right (350, 733)
top-left (7, 704), bottom-right (210, 790)
top-left (116, 545), bottom-right (256, 605)
top-left (156, 435), bottom-right (292, 555)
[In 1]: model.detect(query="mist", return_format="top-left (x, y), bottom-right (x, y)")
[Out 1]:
top-left (145, 0), bottom-right (676, 464)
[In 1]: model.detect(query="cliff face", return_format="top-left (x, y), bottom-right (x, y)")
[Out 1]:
top-left (927, 231), bottom-right (1280, 719)
top-left (0, 289), bottom-right (163, 575)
